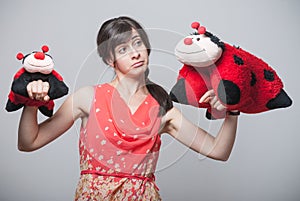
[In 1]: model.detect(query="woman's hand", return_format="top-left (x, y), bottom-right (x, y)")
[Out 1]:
top-left (27, 80), bottom-right (50, 102)
top-left (199, 89), bottom-right (226, 111)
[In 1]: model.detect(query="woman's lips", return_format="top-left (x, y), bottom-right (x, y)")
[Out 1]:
top-left (132, 61), bottom-right (144, 68)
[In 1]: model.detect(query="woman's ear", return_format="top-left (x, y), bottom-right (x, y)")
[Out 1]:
top-left (107, 59), bottom-right (115, 68)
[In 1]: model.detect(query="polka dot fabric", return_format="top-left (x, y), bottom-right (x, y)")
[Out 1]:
top-left (75, 84), bottom-right (162, 200)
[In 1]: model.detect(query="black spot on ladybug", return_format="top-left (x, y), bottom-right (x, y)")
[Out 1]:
top-left (233, 55), bottom-right (244, 65)
top-left (233, 45), bottom-right (240, 49)
top-left (264, 69), bottom-right (275, 81)
top-left (251, 72), bottom-right (257, 86)
top-left (266, 89), bottom-right (292, 109)
top-left (170, 78), bottom-right (189, 104)
top-left (217, 80), bottom-right (241, 105)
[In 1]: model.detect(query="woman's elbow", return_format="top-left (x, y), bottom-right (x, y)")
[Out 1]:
top-left (208, 153), bottom-right (231, 162)
top-left (18, 145), bottom-right (29, 152)
top-left (217, 156), bottom-right (230, 162)
top-left (17, 144), bottom-right (35, 152)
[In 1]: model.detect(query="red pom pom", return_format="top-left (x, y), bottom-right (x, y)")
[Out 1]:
top-left (198, 26), bottom-right (206, 34)
top-left (16, 53), bottom-right (24, 60)
top-left (34, 52), bottom-right (45, 60)
top-left (191, 22), bottom-right (200, 30)
top-left (42, 45), bottom-right (49, 53)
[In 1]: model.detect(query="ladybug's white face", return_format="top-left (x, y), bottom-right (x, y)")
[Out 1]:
top-left (175, 34), bottom-right (222, 68)
top-left (23, 52), bottom-right (54, 74)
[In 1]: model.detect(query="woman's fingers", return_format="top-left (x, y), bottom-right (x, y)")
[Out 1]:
top-left (27, 80), bottom-right (50, 101)
top-left (199, 90), bottom-right (215, 103)
top-left (41, 82), bottom-right (50, 101)
top-left (27, 83), bottom-right (34, 99)
top-left (199, 89), bottom-right (226, 111)
top-left (215, 102), bottom-right (226, 111)
top-left (210, 96), bottom-right (218, 106)
top-left (44, 95), bottom-right (50, 102)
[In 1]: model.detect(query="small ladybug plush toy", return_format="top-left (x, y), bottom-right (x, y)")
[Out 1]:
top-left (5, 45), bottom-right (69, 117)
top-left (170, 22), bottom-right (292, 119)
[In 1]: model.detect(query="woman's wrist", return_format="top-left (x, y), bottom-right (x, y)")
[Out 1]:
top-left (23, 105), bottom-right (39, 113)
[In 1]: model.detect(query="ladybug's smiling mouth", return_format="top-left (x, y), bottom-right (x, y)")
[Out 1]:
top-left (28, 62), bottom-right (52, 68)
top-left (175, 48), bottom-right (206, 54)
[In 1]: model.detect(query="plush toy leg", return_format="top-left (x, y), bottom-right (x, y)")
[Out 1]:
top-left (38, 100), bottom-right (54, 117)
top-left (39, 106), bottom-right (53, 117)
top-left (266, 89), bottom-right (292, 110)
top-left (5, 99), bottom-right (24, 112)
top-left (170, 78), bottom-right (204, 107)
top-left (170, 78), bottom-right (189, 104)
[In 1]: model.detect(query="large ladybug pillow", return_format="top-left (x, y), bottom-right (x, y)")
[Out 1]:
top-left (170, 22), bottom-right (292, 119)
top-left (5, 45), bottom-right (69, 117)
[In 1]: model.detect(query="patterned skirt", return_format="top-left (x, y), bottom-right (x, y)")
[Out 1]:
top-left (75, 173), bottom-right (162, 201)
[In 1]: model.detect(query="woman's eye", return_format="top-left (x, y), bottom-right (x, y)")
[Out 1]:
top-left (118, 47), bottom-right (127, 54)
top-left (133, 40), bottom-right (142, 47)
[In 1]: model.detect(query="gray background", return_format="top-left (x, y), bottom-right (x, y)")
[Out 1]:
top-left (1, 0), bottom-right (299, 200)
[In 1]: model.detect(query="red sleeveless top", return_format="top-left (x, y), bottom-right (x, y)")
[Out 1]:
top-left (75, 83), bottom-right (162, 200)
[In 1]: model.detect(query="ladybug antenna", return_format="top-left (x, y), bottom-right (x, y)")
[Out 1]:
top-left (16, 52), bottom-right (24, 60)
top-left (191, 22), bottom-right (200, 30)
top-left (198, 26), bottom-right (206, 35)
top-left (41, 45), bottom-right (49, 53)
top-left (191, 21), bottom-right (206, 35)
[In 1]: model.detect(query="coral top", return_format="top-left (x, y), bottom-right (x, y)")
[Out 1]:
top-left (75, 83), bottom-right (162, 200)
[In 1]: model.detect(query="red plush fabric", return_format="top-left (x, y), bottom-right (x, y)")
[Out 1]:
top-left (51, 70), bottom-right (64, 81)
top-left (210, 43), bottom-right (284, 113)
top-left (13, 68), bottom-right (26, 79)
top-left (173, 43), bottom-right (292, 119)
top-left (8, 91), bottom-right (54, 109)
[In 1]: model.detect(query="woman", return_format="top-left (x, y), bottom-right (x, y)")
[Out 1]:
top-left (18, 16), bottom-right (238, 200)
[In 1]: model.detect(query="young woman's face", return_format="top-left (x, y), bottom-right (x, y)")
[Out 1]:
top-left (111, 29), bottom-right (149, 79)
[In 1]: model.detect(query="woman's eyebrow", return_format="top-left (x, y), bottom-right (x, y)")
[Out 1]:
top-left (115, 35), bottom-right (140, 48)
top-left (131, 35), bottom-right (140, 40)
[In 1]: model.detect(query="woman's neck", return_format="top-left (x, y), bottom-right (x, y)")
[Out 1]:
top-left (110, 76), bottom-right (148, 99)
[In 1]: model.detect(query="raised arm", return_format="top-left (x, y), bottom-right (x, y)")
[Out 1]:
top-left (161, 90), bottom-right (238, 161)
top-left (18, 80), bottom-right (93, 152)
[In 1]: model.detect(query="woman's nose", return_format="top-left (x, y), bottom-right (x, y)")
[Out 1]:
top-left (130, 47), bottom-right (140, 59)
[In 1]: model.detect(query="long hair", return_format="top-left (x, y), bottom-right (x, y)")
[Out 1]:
top-left (96, 16), bottom-right (173, 116)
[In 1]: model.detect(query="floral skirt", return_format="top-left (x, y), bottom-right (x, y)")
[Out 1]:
top-left (75, 174), bottom-right (162, 201)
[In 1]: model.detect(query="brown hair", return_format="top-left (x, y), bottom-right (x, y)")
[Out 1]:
top-left (96, 16), bottom-right (173, 116)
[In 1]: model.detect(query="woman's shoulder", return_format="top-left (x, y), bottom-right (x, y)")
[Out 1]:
top-left (74, 85), bottom-right (95, 97)
top-left (72, 83), bottom-right (110, 107)
top-left (163, 106), bottom-right (182, 121)
top-left (159, 106), bottom-right (182, 135)
top-left (71, 85), bottom-right (95, 116)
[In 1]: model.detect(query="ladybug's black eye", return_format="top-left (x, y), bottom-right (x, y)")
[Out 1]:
top-left (197, 38), bottom-right (200, 41)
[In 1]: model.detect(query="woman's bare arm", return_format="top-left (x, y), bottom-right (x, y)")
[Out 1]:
top-left (161, 90), bottom-right (238, 161)
top-left (162, 107), bottom-right (238, 161)
top-left (18, 81), bottom-right (93, 152)
top-left (18, 95), bottom-right (76, 151)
